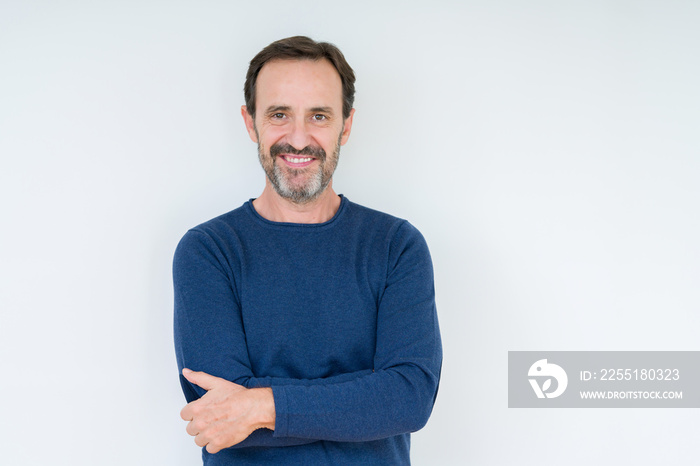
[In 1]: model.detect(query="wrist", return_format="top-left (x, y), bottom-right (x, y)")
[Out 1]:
top-left (252, 387), bottom-right (276, 430)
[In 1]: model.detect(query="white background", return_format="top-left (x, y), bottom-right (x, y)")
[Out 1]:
top-left (1, 1), bottom-right (698, 464)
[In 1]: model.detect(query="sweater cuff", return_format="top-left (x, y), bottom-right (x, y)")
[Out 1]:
top-left (271, 385), bottom-right (289, 438)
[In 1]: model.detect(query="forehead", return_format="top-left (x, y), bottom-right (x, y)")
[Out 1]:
top-left (255, 58), bottom-right (343, 110)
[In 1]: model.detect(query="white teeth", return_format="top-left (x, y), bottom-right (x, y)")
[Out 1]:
top-left (287, 157), bottom-right (312, 163)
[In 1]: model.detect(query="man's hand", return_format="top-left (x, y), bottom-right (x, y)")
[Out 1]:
top-left (179, 368), bottom-right (276, 453)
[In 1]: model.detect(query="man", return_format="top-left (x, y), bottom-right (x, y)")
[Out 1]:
top-left (174, 36), bottom-right (442, 465)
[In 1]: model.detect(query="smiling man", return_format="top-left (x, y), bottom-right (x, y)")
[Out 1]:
top-left (174, 36), bottom-right (442, 465)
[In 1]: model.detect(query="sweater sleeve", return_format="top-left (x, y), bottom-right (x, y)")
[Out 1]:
top-left (173, 229), bottom-right (316, 448)
top-left (271, 222), bottom-right (443, 442)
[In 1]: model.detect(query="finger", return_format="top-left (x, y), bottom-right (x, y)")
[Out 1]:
top-left (206, 442), bottom-right (222, 454)
top-left (195, 433), bottom-right (208, 448)
top-left (180, 400), bottom-right (200, 421)
top-left (180, 402), bottom-right (194, 421)
top-left (185, 420), bottom-right (198, 437)
top-left (182, 368), bottom-right (223, 391)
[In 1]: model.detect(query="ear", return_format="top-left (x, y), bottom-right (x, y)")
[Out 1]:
top-left (241, 105), bottom-right (258, 143)
top-left (339, 108), bottom-right (355, 146)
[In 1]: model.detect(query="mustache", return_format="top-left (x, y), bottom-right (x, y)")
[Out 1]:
top-left (270, 143), bottom-right (326, 160)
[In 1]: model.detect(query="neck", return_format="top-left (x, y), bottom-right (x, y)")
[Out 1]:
top-left (252, 180), bottom-right (341, 224)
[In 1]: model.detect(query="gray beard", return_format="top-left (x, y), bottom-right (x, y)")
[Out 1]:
top-left (270, 161), bottom-right (328, 204)
top-left (257, 136), bottom-right (342, 205)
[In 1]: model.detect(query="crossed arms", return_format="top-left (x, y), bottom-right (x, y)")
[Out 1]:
top-left (174, 221), bottom-right (442, 453)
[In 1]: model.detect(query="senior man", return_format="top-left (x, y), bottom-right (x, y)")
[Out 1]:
top-left (174, 36), bottom-right (442, 465)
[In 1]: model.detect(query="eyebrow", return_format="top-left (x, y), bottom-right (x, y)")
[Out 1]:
top-left (309, 107), bottom-right (334, 115)
top-left (264, 105), bottom-right (291, 114)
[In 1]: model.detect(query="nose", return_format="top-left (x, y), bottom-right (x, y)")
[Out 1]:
top-left (287, 118), bottom-right (313, 151)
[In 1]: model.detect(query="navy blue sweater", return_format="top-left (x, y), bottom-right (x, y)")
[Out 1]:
top-left (173, 196), bottom-right (442, 465)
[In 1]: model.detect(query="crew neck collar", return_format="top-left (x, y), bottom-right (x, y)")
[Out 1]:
top-left (245, 195), bottom-right (348, 229)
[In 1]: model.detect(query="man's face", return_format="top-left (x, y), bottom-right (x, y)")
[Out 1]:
top-left (242, 59), bottom-right (354, 204)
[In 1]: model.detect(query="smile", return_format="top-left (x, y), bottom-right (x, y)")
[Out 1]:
top-left (282, 156), bottom-right (313, 163)
top-left (279, 155), bottom-right (317, 168)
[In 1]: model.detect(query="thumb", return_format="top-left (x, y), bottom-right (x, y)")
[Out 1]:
top-left (182, 368), bottom-right (224, 391)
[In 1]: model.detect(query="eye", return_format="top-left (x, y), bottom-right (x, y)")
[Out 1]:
top-left (312, 114), bottom-right (327, 121)
top-left (272, 113), bottom-right (285, 119)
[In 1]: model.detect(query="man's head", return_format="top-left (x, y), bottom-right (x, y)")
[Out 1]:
top-left (241, 37), bottom-right (356, 205)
